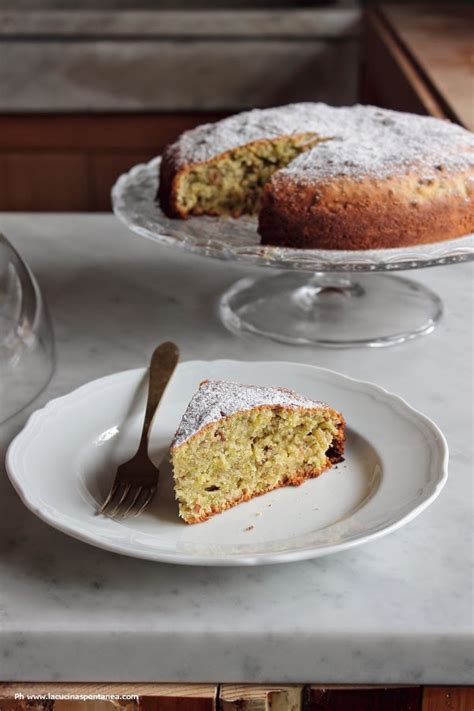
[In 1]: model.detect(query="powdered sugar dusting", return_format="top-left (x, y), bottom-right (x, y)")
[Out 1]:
top-left (164, 103), bottom-right (474, 182)
top-left (172, 380), bottom-right (330, 448)
top-left (281, 105), bottom-right (474, 183)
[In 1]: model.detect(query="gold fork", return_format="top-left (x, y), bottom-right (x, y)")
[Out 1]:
top-left (100, 341), bottom-right (179, 519)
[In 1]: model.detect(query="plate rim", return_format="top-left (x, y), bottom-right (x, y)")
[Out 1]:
top-left (6, 359), bottom-right (449, 566)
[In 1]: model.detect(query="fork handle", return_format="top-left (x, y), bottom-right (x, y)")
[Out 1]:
top-left (138, 341), bottom-right (179, 452)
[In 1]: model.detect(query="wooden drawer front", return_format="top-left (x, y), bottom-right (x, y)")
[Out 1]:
top-left (0, 113), bottom-right (225, 212)
top-left (0, 153), bottom-right (89, 212)
top-left (1, 685), bottom-right (473, 710)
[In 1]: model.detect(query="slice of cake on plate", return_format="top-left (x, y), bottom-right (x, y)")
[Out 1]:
top-left (171, 380), bottom-right (345, 524)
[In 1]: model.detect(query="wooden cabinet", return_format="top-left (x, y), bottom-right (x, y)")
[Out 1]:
top-left (1, 685), bottom-right (473, 710)
top-left (361, 4), bottom-right (473, 130)
top-left (0, 113), bottom-right (226, 212)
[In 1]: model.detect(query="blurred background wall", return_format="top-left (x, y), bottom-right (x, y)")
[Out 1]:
top-left (0, 1), bottom-right (359, 210)
top-left (0, 0), bottom-right (354, 7)
top-left (0, 1), bottom-right (471, 211)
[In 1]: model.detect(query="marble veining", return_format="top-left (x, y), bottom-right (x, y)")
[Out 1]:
top-left (0, 213), bottom-right (472, 683)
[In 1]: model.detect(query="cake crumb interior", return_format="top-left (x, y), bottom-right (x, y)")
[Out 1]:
top-left (172, 407), bottom-right (340, 523)
top-left (176, 133), bottom-right (323, 217)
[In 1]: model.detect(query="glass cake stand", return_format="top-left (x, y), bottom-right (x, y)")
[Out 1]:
top-left (112, 157), bottom-right (474, 348)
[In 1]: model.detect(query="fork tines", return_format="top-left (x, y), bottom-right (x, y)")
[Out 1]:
top-left (100, 483), bottom-right (157, 519)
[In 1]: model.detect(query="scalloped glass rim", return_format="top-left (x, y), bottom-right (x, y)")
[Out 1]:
top-left (112, 156), bottom-right (474, 273)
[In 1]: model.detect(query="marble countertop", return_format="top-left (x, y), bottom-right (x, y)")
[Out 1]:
top-left (0, 213), bottom-right (472, 684)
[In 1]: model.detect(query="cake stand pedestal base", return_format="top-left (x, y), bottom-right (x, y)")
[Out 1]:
top-left (219, 272), bottom-right (443, 348)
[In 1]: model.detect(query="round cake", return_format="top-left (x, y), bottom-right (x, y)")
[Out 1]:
top-left (158, 103), bottom-right (474, 250)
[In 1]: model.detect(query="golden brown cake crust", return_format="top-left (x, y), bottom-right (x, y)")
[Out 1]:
top-left (158, 150), bottom-right (188, 219)
top-left (259, 168), bottom-right (474, 250)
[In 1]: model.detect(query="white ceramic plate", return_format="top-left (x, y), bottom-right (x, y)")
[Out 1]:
top-left (6, 360), bottom-right (448, 566)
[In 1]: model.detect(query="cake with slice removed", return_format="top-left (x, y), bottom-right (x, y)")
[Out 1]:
top-left (171, 380), bottom-right (345, 524)
top-left (158, 102), bottom-right (474, 249)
